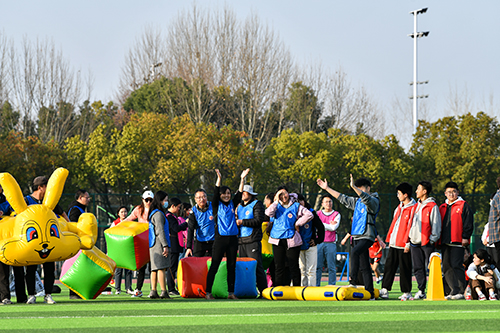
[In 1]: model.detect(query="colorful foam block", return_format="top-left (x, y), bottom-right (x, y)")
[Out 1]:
top-left (209, 257), bottom-right (258, 299)
top-left (177, 257), bottom-right (210, 298)
top-left (104, 221), bottom-right (149, 270)
top-left (261, 222), bottom-right (274, 270)
top-left (60, 247), bottom-right (116, 300)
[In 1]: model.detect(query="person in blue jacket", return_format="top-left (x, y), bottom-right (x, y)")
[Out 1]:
top-left (317, 174), bottom-right (380, 300)
top-left (204, 168), bottom-right (249, 300)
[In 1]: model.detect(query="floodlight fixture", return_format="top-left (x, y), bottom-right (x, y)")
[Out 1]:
top-left (409, 8), bottom-right (429, 133)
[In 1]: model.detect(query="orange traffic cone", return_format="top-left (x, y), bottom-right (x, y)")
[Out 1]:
top-left (425, 252), bottom-right (446, 301)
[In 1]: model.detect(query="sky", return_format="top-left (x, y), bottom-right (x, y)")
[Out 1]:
top-left (2, 0), bottom-right (500, 135)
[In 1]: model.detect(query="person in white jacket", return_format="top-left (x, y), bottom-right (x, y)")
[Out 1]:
top-left (408, 181), bottom-right (442, 300)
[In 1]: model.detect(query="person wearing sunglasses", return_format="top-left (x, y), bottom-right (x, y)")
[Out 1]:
top-left (125, 190), bottom-right (158, 297)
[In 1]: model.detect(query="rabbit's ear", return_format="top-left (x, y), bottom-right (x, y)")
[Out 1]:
top-left (0, 173), bottom-right (28, 214)
top-left (43, 168), bottom-right (68, 210)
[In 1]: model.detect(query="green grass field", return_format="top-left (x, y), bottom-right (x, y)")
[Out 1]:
top-left (1, 282), bottom-right (500, 332)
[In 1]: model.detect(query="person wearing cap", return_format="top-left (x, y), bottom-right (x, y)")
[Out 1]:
top-left (124, 190), bottom-right (157, 297)
top-left (236, 184), bottom-right (268, 296)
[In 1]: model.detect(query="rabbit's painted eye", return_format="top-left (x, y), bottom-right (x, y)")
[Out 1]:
top-left (50, 224), bottom-right (60, 238)
top-left (26, 227), bottom-right (38, 242)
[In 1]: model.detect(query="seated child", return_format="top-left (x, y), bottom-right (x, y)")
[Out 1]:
top-left (466, 249), bottom-right (498, 301)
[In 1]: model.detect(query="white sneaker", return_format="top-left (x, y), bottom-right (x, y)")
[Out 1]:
top-left (450, 293), bottom-right (464, 300)
top-left (414, 290), bottom-right (426, 300)
top-left (376, 277), bottom-right (383, 284)
top-left (379, 288), bottom-right (389, 299)
top-left (115, 290), bottom-right (121, 295)
top-left (347, 284), bottom-right (357, 288)
top-left (131, 289), bottom-right (143, 298)
top-left (44, 294), bottom-right (56, 304)
top-left (1, 298), bottom-right (12, 305)
top-left (26, 295), bottom-right (36, 304)
top-left (126, 289), bottom-right (135, 295)
top-left (400, 292), bottom-right (413, 301)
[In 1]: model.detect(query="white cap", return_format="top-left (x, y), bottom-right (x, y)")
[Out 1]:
top-left (142, 190), bottom-right (154, 199)
top-left (242, 185), bottom-right (257, 196)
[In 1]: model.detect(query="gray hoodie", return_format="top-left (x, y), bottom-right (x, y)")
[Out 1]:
top-left (408, 197), bottom-right (441, 245)
top-left (338, 191), bottom-right (380, 241)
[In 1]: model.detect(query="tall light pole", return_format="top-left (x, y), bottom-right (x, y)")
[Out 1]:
top-left (408, 8), bottom-right (429, 133)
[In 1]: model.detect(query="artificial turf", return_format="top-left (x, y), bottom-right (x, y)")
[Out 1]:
top-left (1, 282), bottom-right (500, 332)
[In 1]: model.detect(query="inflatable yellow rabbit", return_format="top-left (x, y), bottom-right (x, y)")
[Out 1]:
top-left (0, 168), bottom-right (98, 266)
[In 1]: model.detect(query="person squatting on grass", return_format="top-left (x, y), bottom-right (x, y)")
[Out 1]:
top-left (466, 249), bottom-right (500, 300)
top-left (317, 175), bottom-right (379, 300)
top-left (265, 186), bottom-right (313, 287)
top-left (203, 169), bottom-right (248, 300)
top-left (379, 182), bottom-right (416, 301)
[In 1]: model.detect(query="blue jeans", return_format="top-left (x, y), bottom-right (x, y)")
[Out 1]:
top-left (316, 242), bottom-right (337, 286)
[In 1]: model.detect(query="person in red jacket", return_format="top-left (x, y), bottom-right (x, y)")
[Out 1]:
top-left (379, 182), bottom-right (417, 300)
top-left (440, 181), bottom-right (474, 300)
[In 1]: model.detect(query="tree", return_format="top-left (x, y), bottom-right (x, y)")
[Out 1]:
top-left (9, 37), bottom-right (89, 140)
top-left (0, 101), bottom-right (20, 137)
top-left (0, 132), bottom-right (64, 192)
top-left (118, 5), bottom-right (294, 151)
top-left (283, 82), bottom-right (322, 134)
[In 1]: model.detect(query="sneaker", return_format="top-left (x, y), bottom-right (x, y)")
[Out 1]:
top-left (205, 293), bottom-right (215, 300)
top-left (160, 291), bottom-right (171, 299)
top-left (131, 289), bottom-right (143, 298)
top-left (26, 295), bottom-right (36, 304)
top-left (376, 277), bottom-right (383, 284)
top-left (148, 290), bottom-right (159, 299)
top-left (168, 290), bottom-right (180, 296)
top-left (489, 294), bottom-right (497, 301)
top-left (1, 298), bottom-right (12, 305)
top-left (347, 284), bottom-right (357, 288)
top-left (115, 290), bottom-right (121, 295)
top-left (479, 294), bottom-right (487, 301)
top-left (44, 294), bottom-right (56, 304)
top-left (126, 289), bottom-right (135, 295)
top-left (450, 293), bottom-right (465, 300)
top-left (379, 288), bottom-right (389, 299)
top-left (227, 293), bottom-right (239, 300)
top-left (400, 292), bottom-right (413, 301)
top-left (35, 290), bottom-right (45, 297)
top-left (414, 290), bottom-right (426, 300)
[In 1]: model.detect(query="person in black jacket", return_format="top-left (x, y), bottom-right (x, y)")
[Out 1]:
top-left (67, 189), bottom-right (91, 221)
top-left (165, 197), bottom-right (188, 296)
top-left (236, 185), bottom-right (267, 296)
